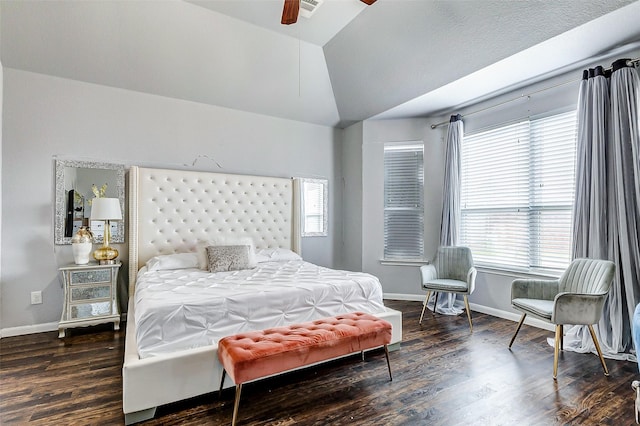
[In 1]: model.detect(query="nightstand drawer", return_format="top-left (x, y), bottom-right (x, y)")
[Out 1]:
top-left (71, 285), bottom-right (111, 302)
top-left (70, 302), bottom-right (112, 320)
top-left (70, 269), bottom-right (111, 285)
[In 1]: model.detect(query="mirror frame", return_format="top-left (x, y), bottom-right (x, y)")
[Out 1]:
top-left (54, 159), bottom-right (125, 245)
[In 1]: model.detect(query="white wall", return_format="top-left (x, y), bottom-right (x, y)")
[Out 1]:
top-left (339, 122), bottom-right (363, 271)
top-left (0, 60), bottom-right (4, 331)
top-left (360, 118), bottom-right (446, 295)
top-left (1, 69), bottom-right (340, 333)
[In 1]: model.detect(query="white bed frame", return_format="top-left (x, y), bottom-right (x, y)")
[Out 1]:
top-left (122, 166), bottom-right (403, 424)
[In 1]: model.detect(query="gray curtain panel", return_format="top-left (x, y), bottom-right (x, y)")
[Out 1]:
top-left (430, 115), bottom-right (465, 315)
top-left (566, 59), bottom-right (640, 360)
top-left (572, 67), bottom-right (609, 260)
top-left (440, 114), bottom-right (463, 246)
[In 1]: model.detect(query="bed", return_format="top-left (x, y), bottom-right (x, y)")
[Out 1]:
top-left (122, 166), bottom-right (403, 424)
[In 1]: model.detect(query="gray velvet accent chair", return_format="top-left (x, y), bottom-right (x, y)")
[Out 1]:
top-left (419, 246), bottom-right (477, 331)
top-left (508, 258), bottom-right (615, 379)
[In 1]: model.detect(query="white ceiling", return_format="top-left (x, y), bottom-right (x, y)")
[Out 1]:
top-left (185, 0), bottom-right (368, 46)
top-left (1, 0), bottom-right (639, 128)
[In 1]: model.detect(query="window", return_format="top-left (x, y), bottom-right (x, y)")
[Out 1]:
top-left (460, 110), bottom-right (577, 273)
top-left (384, 143), bottom-right (424, 259)
top-left (301, 178), bottom-right (328, 237)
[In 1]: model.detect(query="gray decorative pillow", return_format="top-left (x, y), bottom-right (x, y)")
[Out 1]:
top-left (206, 245), bottom-right (253, 273)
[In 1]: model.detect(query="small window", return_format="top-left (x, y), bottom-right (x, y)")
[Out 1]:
top-left (383, 142), bottom-right (424, 259)
top-left (301, 178), bottom-right (328, 237)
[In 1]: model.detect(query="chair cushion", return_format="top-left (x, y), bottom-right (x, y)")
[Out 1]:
top-left (512, 298), bottom-right (553, 320)
top-left (422, 278), bottom-right (468, 292)
top-left (434, 246), bottom-right (474, 282)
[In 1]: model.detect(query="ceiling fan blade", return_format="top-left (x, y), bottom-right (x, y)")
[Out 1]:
top-left (281, 0), bottom-right (299, 25)
top-left (360, 0), bottom-right (377, 5)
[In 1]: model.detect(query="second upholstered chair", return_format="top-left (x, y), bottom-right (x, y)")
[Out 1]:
top-left (419, 246), bottom-right (477, 331)
top-left (508, 258), bottom-right (615, 379)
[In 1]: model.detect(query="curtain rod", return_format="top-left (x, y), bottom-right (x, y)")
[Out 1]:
top-left (430, 56), bottom-right (640, 130)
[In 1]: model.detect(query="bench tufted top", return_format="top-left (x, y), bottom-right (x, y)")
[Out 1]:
top-left (218, 312), bottom-right (392, 384)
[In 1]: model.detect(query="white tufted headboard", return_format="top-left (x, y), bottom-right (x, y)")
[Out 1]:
top-left (128, 166), bottom-right (301, 294)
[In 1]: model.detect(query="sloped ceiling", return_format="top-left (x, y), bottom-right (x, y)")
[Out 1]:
top-left (327, 0), bottom-right (640, 126)
top-left (1, 0), bottom-right (639, 128)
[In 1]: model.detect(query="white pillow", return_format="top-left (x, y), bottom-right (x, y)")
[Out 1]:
top-left (146, 252), bottom-right (199, 271)
top-left (196, 237), bottom-right (256, 270)
top-left (255, 248), bottom-right (302, 263)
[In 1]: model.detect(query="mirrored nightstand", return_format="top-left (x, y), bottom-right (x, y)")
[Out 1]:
top-left (58, 262), bottom-right (121, 338)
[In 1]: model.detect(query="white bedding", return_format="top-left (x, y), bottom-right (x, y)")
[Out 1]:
top-left (134, 260), bottom-right (386, 358)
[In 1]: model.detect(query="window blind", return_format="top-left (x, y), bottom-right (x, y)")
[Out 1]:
top-left (303, 181), bottom-right (324, 233)
top-left (301, 179), bottom-right (327, 236)
top-left (384, 143), bottom-right (424, 259)
top-left (460, 110), bottom-right (577, 273)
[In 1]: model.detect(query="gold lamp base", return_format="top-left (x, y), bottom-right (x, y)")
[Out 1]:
top-left (93, 246), bottom-right (119, 265)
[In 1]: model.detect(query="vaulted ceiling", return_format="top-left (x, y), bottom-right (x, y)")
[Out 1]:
top-left (2, 0), bottom-right (639, 128)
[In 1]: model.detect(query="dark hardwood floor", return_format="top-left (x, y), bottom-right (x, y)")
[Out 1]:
top-left (1, 300), bottom-right (638, 425)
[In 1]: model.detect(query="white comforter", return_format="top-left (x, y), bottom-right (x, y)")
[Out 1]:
top-left (134, 260), bottom-right (386, 358)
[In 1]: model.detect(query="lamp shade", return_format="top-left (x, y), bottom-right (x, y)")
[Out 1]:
top-left (91, 198), bottom-right (122, 221)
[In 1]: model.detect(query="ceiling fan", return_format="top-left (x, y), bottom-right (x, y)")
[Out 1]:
top-left (281, 0), bottom-right (376, 25)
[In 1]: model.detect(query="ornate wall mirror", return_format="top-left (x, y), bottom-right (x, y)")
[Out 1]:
top-left (54, 159), bottom-right (125, 245)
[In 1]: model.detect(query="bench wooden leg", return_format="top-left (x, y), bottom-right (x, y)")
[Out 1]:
top-left (384, 345), bottom-right (392, 381)
top-left (359, 346), bottom-right (392, 381)
top-left (232, 383), bottom-right (242, 426)
top-left (219, 369), bottom-right (226, 398)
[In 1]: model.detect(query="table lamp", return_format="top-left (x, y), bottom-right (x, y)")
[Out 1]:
top-left (91, 197), bottom-right (122, 264)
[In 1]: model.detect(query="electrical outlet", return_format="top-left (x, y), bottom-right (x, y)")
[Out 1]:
top-left (31, 291), bottom-right (42, 305)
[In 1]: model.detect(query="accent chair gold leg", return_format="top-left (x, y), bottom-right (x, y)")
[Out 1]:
top-left (433, 292), bottom-right (439, 313)
top-left (419, 291), bottom-right (431, 324)
top-left (560, 324), bottom-right (564, 351)
top-left (463, 295), bottom-right (473, 332)
top-left (509, 313), bottom-right (527, 348)
top-left (219, 369), bottom-right (226, 397)
top-left (232, 383), bottom-right (243, 426)
top-left (553, 324), bottom-right (561, 380)
top-left (588, 324), bottom-right (609, 376)
top-left (384, 345), bottom-right (393, 381)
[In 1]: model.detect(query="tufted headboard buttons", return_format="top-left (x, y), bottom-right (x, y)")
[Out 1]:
top-left (128, 166), bottom-right (301, 294)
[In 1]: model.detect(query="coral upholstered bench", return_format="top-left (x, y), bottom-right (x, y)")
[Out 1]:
top-left (217, 312), bottom-right (393, 425)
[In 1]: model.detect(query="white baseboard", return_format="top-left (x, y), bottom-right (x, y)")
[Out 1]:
top-left (1, 322), bottom-right (59, 338)
top-left (469, 302), bottom-right (555, 332)
top-left (1, 313), bottom-right (128, 339)
top-left (384, 293), bottom-right (424, 302)
top-left (384, 293), bottom-right (554, 332)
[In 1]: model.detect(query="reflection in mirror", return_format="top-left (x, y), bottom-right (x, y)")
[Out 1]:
top-left (55, 159), bottom-right (125, 245)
